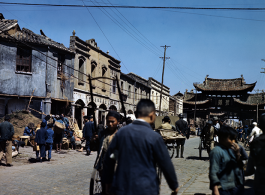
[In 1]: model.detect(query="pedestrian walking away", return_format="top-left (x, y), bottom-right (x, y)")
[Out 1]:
top-left (82, 115), bottom-right (95, 155)
top-left (0, 115), bottom-right (14, 166)
top-left (35, 122), bottom-right (48, 162)
top-left (175, 113), bottom-right (190, 158)
top-left (103, 99), bottom-right (179, 195)
top-left (45, 123), bottom-right (54, 161)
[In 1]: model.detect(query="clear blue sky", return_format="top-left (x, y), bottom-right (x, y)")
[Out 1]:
top-left (2, 0), bottom-right (265, 95)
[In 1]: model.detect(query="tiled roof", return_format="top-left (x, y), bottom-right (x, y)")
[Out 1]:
top-left (0, 18), bottom-right (73, 53)
top-left (194, 77), bottom-right (256, 92)
top-left (183, 99), bottom-right (210, 105)
top-left (0, 19), bottom-right (18, 33)
top-left (234, 93), bottom-right (265, 106)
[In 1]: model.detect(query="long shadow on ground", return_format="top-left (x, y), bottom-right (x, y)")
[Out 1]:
top-left (186, 156), bottom-right (209, 161)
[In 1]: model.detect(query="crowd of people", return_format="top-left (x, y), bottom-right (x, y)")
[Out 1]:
top-left (0, 99), bottom-right (265, 195)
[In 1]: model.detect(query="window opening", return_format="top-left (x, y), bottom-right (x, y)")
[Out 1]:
top-left (58, 53), bottom-right (65, 75)
top-left (16, 46), bottom-right (32, 72)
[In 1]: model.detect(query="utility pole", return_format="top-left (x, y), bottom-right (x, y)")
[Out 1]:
top-left (254, 89), bottom-right (260, 123)
top-left (193, 89), bottom-right (197, 127)
top-left (159, 45), bottom-right (170, 116)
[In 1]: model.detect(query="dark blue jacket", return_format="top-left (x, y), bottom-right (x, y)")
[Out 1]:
top-left (46, 128), bottom-right (54, 144)
top-left (0, 121), bottom-right (14, 141)
top-left (175, 119), bottom-right (190, 139)
top-left (23, 126), bottom-right (36, 136)
top-left (35, 127), bottom-right (48, 145)
top-left (103, 120), bottom-right (179, 195)
top-left (42, 119), bottom-right (48, 129)
top-left (83, 121), bottom-right (94, 137)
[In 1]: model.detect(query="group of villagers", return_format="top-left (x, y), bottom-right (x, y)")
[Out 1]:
top-left (22, 114), bottom-right (77, 162)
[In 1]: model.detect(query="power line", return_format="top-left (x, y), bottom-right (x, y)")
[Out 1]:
top-left (2, 31), bottom-right (171, 100)
top-left (1, 2), bottom-right (265, 10)
top-left (81, 0), bottom-right (131, 74)
top-left (89, 0), bottom-right (161, 57)
top-left (103, 0), bottom-right (163, 54)
top-left (158, 8), bottom-right (265, 22)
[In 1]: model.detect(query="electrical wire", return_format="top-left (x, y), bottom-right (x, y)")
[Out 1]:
top-left (1, 2), bottom-right (265, 10)
top-left (81, 0), bottom-right (131, 75)
top-left (157, 8), bottom-right (265, 22)
top-left (3, 31), bottom-right (162, 99)
top-left (88, 0), bottom-right (161, 57)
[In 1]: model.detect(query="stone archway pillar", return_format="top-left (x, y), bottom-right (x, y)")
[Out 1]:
top-left (104, 111), bottom-right (107, 126)
top-left (71, 103), bottom-right (76, 123)
top-left (95, 109), bottom-right (99, 125)
top-left (82, 106), bottom-right (88, 129)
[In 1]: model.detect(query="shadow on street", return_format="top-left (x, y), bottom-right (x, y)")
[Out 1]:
top-left (186, 156), bottom-right (209, 161)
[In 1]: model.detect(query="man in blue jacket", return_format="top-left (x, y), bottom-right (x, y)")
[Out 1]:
top-left (35, 122), bottom-right (48, 162)
top-left (103, 99), bottom-right (179, 195)
top-left (82, 116), bottom-right (94, 155)
top-left (46, 123), bottom-right (54, 161)
top-left (0, 115), bottom-right (14, 166)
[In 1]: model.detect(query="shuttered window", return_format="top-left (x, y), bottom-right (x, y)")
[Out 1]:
top-left (16, 46), bottom-right (32, 72)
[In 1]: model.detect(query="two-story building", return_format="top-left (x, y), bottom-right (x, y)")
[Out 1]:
top-left (169, 92), bottom-right (184, 116)
top-left (120, 72), bottom-right (151, 115)
top-left (148, 77), bottom-right (170, 116)
top-left (69, 33), bottom-right (122, 128)
top-left (0, 14), bottom-right (75, 118)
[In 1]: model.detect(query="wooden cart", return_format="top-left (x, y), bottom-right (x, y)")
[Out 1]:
top-left (157, 129), bottom-right (186, 158)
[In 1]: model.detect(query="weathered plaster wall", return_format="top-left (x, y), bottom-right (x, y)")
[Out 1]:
top-left (0, 42), bottom-right (46, 97)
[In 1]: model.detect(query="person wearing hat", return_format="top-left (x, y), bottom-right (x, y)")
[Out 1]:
top-left (158, 116), bottom-right (175, 130)
top-left (53, 115), bottom-right (65, 153)
top-left (0, 115), bottom-right (14, 166)
top-left (213, 117), bottom-right (220, 130)
top-left (82, 115), bottom-right (95, 155)
top-left (175, 113), bottom-right (190, 158)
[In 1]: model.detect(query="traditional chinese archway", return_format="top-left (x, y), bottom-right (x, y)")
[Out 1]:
top-left (183, 75), bottom-right (265, 124)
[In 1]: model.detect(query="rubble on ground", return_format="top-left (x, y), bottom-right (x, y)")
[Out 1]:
top-left (0, 110), bottom-right (42, 136)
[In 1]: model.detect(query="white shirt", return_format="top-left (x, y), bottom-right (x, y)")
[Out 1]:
top-left (250, 126), bottom-right (263, 138)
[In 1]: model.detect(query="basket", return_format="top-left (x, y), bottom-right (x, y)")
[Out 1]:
top-left (33, 145), bottom-right (40, 151)
top-left (54, 121), bottom-right (65, 134)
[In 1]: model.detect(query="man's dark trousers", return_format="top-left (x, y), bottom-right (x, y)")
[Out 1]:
top-left (85, 136), bottom-right (91, 153)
